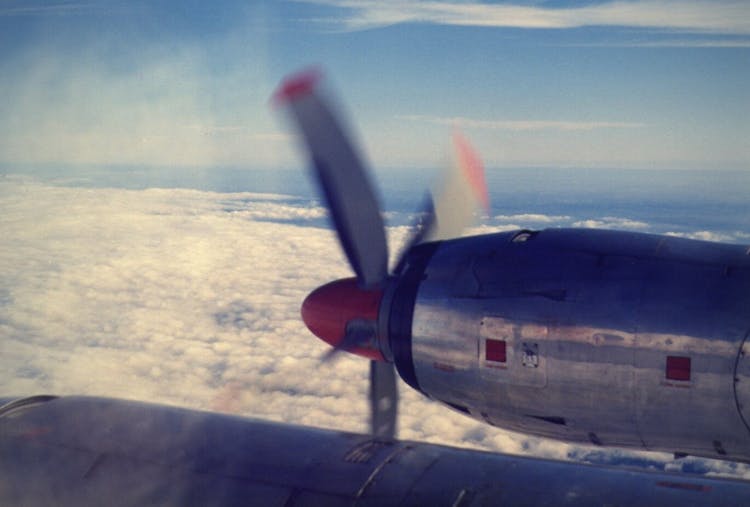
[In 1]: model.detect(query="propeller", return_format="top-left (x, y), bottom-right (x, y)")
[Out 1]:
top-left (274, 68), bottom-right (488, 441)
top-left (273, 68), bottom-right (387, 290)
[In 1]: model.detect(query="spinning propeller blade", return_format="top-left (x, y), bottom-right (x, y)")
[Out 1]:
top-left (370, 360), bottom-right (398, 440)
top-left (274, 68), bottom-right (387, 290)
top-left (422, 130), bottom-right (489, 243)
top-left (274, 69), bottom-right (488, 441)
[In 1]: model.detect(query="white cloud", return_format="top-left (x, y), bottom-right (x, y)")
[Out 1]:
top-left (305, 0), bottom-right (750, 35)
top-left (494, 213), bottom-right (571, 223)
top-left (0, 177), bottom-right (484, 442)
top-left (573, 216), bottom-right (650, 229)
top-left (400, 115), bottom-right (646, 132)
top-left (0, 176), bottom-right (747, 479)
top-left (465, 223), bottom-right (523, 235)
top-left (664, 230), bottom-right (736, 242)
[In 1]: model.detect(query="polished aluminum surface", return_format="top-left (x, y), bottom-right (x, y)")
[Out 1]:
top-left (407, 229), bottom-right (750, 461)
top-left (2, 396), bottom-right (749, 506)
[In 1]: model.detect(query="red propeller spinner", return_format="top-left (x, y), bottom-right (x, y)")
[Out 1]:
top-left (301, 278), bottom-right (385, 361)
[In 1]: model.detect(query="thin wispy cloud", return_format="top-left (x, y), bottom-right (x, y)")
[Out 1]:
top-left (560, 38), bottom-right (750, 48)
top-left (304, 0), bottom-right (750, 35)
top-left (631, 39), bottom-right (750, 47)
top-left (186, 125), bottom-right (290, 142)
top-left (400, 114), bottom-right (645, 131)
top-left (0, 2), bottom-right (93, 16)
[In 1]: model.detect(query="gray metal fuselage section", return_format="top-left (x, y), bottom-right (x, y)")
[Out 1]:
top-left (387, 228), bottom-right (750, 462)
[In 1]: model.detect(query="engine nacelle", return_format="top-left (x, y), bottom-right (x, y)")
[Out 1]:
top-left (384, 229), bottom-right (750, 462)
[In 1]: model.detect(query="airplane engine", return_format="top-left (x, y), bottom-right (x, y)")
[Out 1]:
top-left (386, 228), bottom-right (750, 462)
top-left (276, 68), bottom-right (750, 463)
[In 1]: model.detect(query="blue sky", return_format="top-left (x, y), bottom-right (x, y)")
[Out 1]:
top-left (2, 2), bottom-right (750, 477)
top-left (0, 0), bottom-right (748, 170)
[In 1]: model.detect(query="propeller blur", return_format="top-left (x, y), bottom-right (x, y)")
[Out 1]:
top-left (275, 68), bottom-right (491, 442)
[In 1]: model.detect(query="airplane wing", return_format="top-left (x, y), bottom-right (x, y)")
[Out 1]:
top-left (1, 395), bottom-right (749, 506)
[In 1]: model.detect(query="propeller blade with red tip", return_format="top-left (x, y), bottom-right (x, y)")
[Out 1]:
top-left (275, 69), bottom-right (491, 444)
top-left (423, 130), bottom-right (489, 243)
top-left (394, 130), bottom-right (490, 273)
top-left (274, 69), bottom-right (388, 290)
top-left (274, 69), bottom-right (397, 440)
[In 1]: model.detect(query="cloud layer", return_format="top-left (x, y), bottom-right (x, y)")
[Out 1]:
top-left (0, 176), bottom-right (747, 479)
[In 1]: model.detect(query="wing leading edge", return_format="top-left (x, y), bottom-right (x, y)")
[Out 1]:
top-left (1, 395), bottom-right (749, 506)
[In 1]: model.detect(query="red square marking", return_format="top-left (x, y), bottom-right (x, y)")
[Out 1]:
top-left (486, 339), bottom-right (506, 363)
top-left (666, 356), bottom-right (691, 381)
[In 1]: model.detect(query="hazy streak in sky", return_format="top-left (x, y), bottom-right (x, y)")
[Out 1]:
top-left (400, 114), bottom-right (646, 131)
top-left (307, 0), bottom-right (750, 34)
